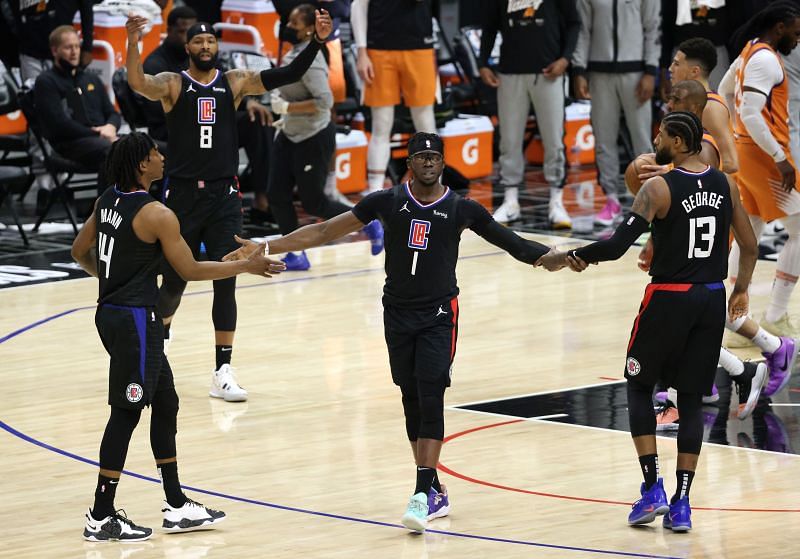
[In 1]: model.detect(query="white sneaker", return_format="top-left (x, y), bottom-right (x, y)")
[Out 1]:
top-left (209, 364), bottom-right (248, 402)
top-left (761, 313), bottom-right (800, 338)
top-left (493, 200), bottom-right (521, 223)
top-left (83, 508), bottom-right (152, 542)
top-left (162, 499), bottom-right (226, 533)
top-left (549, 198), bottom-right (572, 229)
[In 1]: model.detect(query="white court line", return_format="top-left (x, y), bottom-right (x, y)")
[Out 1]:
top-left (451, 379), bottom-right (625, 408)
top-left (446, 407), bottom-right (568, 422)
top-left (769, 403), bottom-right (800, 407)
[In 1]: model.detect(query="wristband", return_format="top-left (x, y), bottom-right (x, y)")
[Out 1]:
top-left (313, 32), bottom-right (326, 44)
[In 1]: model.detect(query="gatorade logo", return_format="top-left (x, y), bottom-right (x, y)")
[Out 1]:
top-left (336, 151), bottom-right (351, 180)
top-left (462, 138), bottom-right (479, 166)
top-left (576, 124), bottom-right (594, 151)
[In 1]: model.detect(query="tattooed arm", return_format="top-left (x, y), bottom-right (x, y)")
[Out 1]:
top-left (125, 15), bottom-right (181, 110)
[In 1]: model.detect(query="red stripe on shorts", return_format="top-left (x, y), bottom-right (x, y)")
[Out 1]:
top-left (627, 283), bottom-right (692, 352)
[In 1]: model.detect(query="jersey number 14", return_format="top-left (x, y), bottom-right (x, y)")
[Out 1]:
top-left (98, 231), bottom-right (115, 279)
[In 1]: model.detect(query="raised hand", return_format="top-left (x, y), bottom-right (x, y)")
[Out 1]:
top-left (126, 14), bottom-right (148, 42)
top-left (314, 9), bottom-right (332, 41)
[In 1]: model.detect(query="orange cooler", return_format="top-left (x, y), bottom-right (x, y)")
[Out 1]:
top-left (438, 115), bottom-right (494, 179)
top-left (75, 11), bottom-right (163, 68)
top-left (221, 0), bottom-right (280, 59)
top-left (0, 111), bottom-right (27, 135)
top-left (335, 130), bottom-right (367, 193)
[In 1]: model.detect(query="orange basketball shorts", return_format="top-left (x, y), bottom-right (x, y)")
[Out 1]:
top-left (363, 48), bottom-right (436, 108)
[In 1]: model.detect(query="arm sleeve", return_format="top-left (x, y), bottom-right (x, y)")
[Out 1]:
top-left (741, 90), bottom-right (785, 161)
top-left (79, 0), bottom-right (94, 52)
top-left (260, 40), bottom-right (321, 90)
top-left (574, 212), bottom-right (651, 263)
top-left (560, 0), bottom-right (581, 62)
top-left (302, 61), bottom-right (334, 112)
top-left (717, 58), bottom-right (737, 110)
top-left (351, 189), bottom-right (392, 224)
top-left (571, 0), bottom-right (592, 74)
top-left (33, 74), bottom-right (96, 140)
top-left (641, 0), bottom-right (661, 75)
top-left (478, 2), bottom-right (500, 68)
top-left (351, 0), bottom-right (368, 48)
top-left (464, 199), bottom-right (550, 264)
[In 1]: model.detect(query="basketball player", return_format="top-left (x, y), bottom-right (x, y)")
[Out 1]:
top-left (538, 111), bottom-right (759, 531)
top-left (224, 132), bottom-right (552, 533)
top-left (71, 133), bottom-right (283, 541)
top-left (125, 11), bottom-right (331, 402)
top-left (721, 4), bottom-right (800, 358)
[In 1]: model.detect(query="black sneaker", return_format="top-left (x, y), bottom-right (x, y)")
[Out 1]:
top-left (83, 508), bottom-right (152, 542)
top-left (733, 361), bottom-right (768, 420)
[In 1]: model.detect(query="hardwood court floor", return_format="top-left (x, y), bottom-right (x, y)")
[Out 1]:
top-left (1, 233), bottom-right (798, 559)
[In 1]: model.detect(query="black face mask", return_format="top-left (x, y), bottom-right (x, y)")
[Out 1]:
top-left (189, 50), bottom-right (218, 71)
top-left (57, 57), bottom-right (79, 73)
top-left (279, 26), bottom-right (308, 45)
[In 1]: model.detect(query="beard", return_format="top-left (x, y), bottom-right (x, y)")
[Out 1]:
top-left (190, 51), bottom-right (218, 71)
top-left (777, 35), bottom-right (797, 56)
top-left (654, 145), bottom-right (673, 165)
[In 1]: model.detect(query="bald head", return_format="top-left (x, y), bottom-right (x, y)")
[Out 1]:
top-left (668, 80), bottom-right (708, 117)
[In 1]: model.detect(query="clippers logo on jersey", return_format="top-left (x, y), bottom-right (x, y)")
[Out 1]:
top-left (626, 357), bottom-right (641, 376)
top-left (126, 383), bottom-right (144, 403)
top-left (408, 219), bottom-right (431, 250)
top-left (197, 97), bottom-right (216, 124)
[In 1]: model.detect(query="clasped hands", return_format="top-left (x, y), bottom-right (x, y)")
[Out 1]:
top-left (535, 249), bottom-right (591, 273)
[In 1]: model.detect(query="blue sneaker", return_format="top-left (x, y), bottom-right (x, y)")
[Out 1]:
top-left (401, 492), bottom-right (428, 532)
top-left (663, 496), bottom-right (692, 532)
top-left (281, 251), bottom-right (310, 271)
top-left (628, 478), bottom-right (669, 525)
top-left (363, 220), bottom-right (384, 255)
top-left (427, 485), bottom-right (450, 521)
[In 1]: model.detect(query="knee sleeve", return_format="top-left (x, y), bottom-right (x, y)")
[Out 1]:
top-left (676, 391), bottom-right (703, 455)
top-left (157, 271), bottom-right (187, 319)
top-left (417, 381), bottom-right (445, 441)
top-left (409, 105), bottom-right (436, 134)
top-left (367, 106), bottom-right (394, 172)
top-left (401, 383), bottom-right (421, 441)
top-left (212, 277), bottom-right (237, 332)
top-left (627, 380), bottom-right (656, 438)
top-left (99, 406), bottom-right (142, 471)
top-left (777, 214), bottom-right (800, 276)
top-left (150, 388), bottom-right (179, 459)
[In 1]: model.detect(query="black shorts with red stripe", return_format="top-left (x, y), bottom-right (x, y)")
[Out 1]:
top-left (625, 282), bottom-right (725, 394)
top-left (383, 298), bottom-right (459, 389)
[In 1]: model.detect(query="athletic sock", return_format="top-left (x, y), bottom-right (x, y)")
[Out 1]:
top-left (432, 470), bottom-right (442, 493)
top-left (504, 186), bottom-right (519, 206)
top-left (92, 474), bottom-right (119, 520)
top-left (158, 462), bottom-right (187, 508)
top-left (752, 327), bottom-right (781, 354)
top-left (215, 345), bottom-right (232, 370)
top-left (414, 466), bottom-right (436, 495)
top-left (718, 347), bottom-right (745, 377)
top-left (672, 470), bottom-right (695, 503)
top-left (638, 454), bottom-right (659, 489)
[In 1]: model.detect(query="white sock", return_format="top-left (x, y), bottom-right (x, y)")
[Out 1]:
top-left (718, 347), bottom-right (744, 376)
top-left (550, 186), bottom-right (563, 205)
top-left (766, 216), bottom-right (800, 321)
top-left (752, 327), bottom-right (781, 353)
top-left (766, 275), bottom-right (798, 322)
top-left (504, 186), bottom-right (519, 206)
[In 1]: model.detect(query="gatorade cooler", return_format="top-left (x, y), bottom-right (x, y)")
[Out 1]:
top-left (438, 114), bottom-right (493, 179)
top-left (74, 11), bottom-right (162, 68)
top-left (0, 111), bottom-right (26, 135)
top-left (334, 129), bottom-right (368, 193)
top-left (526, 101), bottom-right (595, 167)
top-left (221, 0), bottom-right (280, 59)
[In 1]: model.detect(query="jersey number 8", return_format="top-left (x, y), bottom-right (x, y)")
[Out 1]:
top-left (200, 125), bottom-right (213, 149)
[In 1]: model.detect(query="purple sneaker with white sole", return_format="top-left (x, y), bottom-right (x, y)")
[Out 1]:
top-left (763, 336), bottom-right (797, 397)
top-left (663, 496), bottom-right (692, 532)
top-left (628, 478), bottom-right (669, 525)
top-left (362, 220), bottom-right (384, 255)
top-left (427, 485), bottom-right (450, 521)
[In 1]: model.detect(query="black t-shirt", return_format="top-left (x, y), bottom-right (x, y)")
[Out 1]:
top-left (352, 183), bottom-right (493, 308)
top-left (650, 167), bottom-right (732, 283)
top-left (96, 188), bottom-right (162, 307)
top-left (367, 0), bottom-right (434, 50)
top-left (165, 70), bottom-right (238, 180)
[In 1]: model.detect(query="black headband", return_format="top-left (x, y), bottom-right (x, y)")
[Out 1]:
top-left (186, 22), bottom-right (215, 43)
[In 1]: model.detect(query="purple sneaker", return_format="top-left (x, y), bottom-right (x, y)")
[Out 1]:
top-left (763, 337), bottom-right (797, 396)
top-left (663, 496), bottom-right (692, 532)
top-left (628, 478), bottom-right (669, 525)
top-left (362, 220), bottom-right (384, 256)
top-left (281, 251), bottom-right (310, 271)
top-left (427, 486), bottom-right (450, 521)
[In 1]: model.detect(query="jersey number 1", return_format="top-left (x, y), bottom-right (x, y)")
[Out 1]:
top-left (688, 216), bottom-right (715, 259)
top-left (98, 231), bottom-right (115, 279)
top-left (200, 125), bottom-right (213, 149)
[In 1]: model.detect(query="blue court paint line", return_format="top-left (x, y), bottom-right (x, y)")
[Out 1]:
top-left (0, 307), bottom-right (91, 344)
top-left (0, 418), bottom-right (681, 559)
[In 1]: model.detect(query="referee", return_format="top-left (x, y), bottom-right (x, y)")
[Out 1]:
top-left (125, 12), bottom-right (332, 401)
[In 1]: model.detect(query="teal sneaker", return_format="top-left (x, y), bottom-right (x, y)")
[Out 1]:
top-left (400, 492), bottom-right (428, 532)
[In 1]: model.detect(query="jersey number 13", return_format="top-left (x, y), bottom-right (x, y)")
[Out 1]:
top-left (687, 216), bottom-right (715, 259)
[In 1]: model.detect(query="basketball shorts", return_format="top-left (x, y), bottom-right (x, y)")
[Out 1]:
top-left (625, 283), bottom-right (725, 394)
top-left (363, 49), bottom-right (436, 108)
top-left (735, 140), bottom-right (800, 222)
top-left (95, 305), bottom-right (174, 410)
top-left (162, 177), bottom-right (243, 262)
top-left (383, 298), bottom-right (459, 389)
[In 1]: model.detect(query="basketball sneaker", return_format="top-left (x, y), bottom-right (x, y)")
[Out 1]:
top-left (427, 485), bottom-right (450, 521)
top-left (281, 251), bottom-right (310, 271)
top-left (663, 496), bottom-right (692, 532)
top-left (209, 364), bottom-right (248, 402)
top-left (761, 313), bottom-right (799, 338)
top-left (655, 404), bottom-right (680, 431)
top-left (733, 361), bottom-right (768, 420)
top-left (702, 383), bottom-right (720, 404)
top-left (362, 219), bottom-right (384, 255)
top-left (762, 336), bottom-right (797, 396)
top-left (83, 508), bottom-right (152, 542)
top-left (549, 196), bottom-right (572, 230)
top-left (162, 498), bottom-right (226, 533)
top-left (628, 478), bottom-right (669, 525)
top-left (594, 198), bottom-right (622, 226)
top-left (401, 492), bottom-right (429, 532)
top-left (493, 200), bottom-right (521, 224)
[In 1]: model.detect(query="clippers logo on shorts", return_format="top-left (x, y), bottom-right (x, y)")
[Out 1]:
top-left (197, 97), bottom-right (216, 124)
top-left (626, 357), bottom-right (641, 376)
top-left (408, 219), bottom-right (431, 250)
top-left (126, 383), bottom-right (144, 403)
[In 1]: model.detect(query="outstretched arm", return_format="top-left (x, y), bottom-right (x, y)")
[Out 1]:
top-left (126, 15), bottom-right (180, 104)
top-left (471, 219), bottom-right (550, 264)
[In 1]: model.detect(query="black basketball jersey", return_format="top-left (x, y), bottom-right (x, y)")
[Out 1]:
top-left (165, 70), bottom-right (238, 180)
top-left (649, 166), bottom-right (732, 283)
top-left (352, 182), bottom-right (492, 308)
top-left (96, 188), bottom-right (162, 307)
top-left (367, 0), bottom-right (434, 50)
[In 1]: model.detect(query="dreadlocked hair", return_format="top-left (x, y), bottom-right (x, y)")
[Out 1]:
top-left (103, 132), bottom-right (158, 192)
top-left (662, 111), bottom-right (704, 155)
top-left (730, 1), bottom-right (800, 56)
